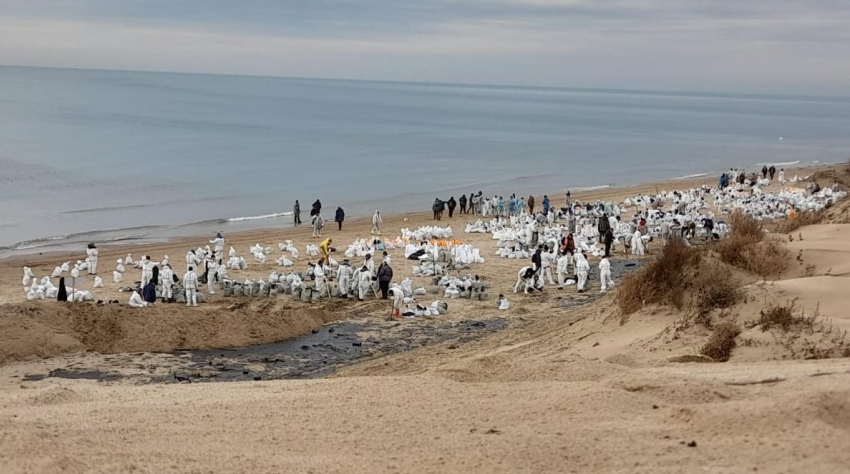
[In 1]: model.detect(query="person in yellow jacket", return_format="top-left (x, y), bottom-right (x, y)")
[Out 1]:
top-left (319, 238), bottom-right (332, 263)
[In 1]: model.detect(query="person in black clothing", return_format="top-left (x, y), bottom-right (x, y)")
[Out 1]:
top-left (459, 194), bottom-right (467, 214)
top-left (597, 214), bottom-right (610, 244)
top-left (293, 200), bottom-right (302, 226)
top-left (761, 165), bottom-right (768, 179)
top-left (603, 228), bottom-right (614, 258)
top-left (432, 198), bottom-right (443, 221)
top-left (311, 199), bottom-right (322, 217)
top-left (769, 165), bottom-right (776, 180)
top-left (377, 261), bottom-right (393, 299)
top-left (335, 207), bottom-right (345, 231)
top-left (447, 197), bottom-right (456, 218)
top-left (531, 245), bottom-right (543, 276)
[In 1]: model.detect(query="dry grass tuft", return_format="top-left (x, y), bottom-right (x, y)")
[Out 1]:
top-left (740, 240), bottom-right (791, 280)
top-left (700, 322), bottom-right (741, 362)
top-left (616, 238), bottom-right (700, 314)
top-left (774, 210), bottom-right (825, 234)
top-left (693, 261), bottom-right (742, 317)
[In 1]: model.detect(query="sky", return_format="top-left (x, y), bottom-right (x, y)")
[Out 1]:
top-left (1, 0), bottom-right (849, 95)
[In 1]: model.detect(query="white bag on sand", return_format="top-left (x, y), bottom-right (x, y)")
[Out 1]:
top-left (414, 287), bottom-right (426, 296)
top-left (51, 266), bottom-right (62, 278)
top-left (229, 246), bottom-right (237, 257)
top-left (125, 254), bottom-right (134, 266)
top-left (116, 259), bottom-right (125, 273)
top-left (113, 271), bottom-right (123, 283)
top-left (93, 276), bottom-right (104, 288)
top-left (71, 268), bottom-right (80, 278)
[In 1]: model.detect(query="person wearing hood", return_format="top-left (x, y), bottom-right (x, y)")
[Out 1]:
top-left (556, 251), bottom-right (571, 289)
top-left (128, 288), bottom-right (148, 308)
top-left (363, 253), bottom-right (375, 278)
top-left (320, 238), bottom-right (333, 263)
top-left (382, 251), bottom-right (391, 266)
top-left (528, 195), bottom-right (536, 215)
top-left (377, 260), bottom-right (393, 299)
top-left (183, 266), bottom-right (199, 307)
top-left (371, 210), bottom-right (383, 235)
top-left (541, 245), bottom-right (556, 286)
top-left (769, 165), bottom-right (776, 180)
top-left (160, 264), bottom-right (174, 303)
top-left (311, 199), bottom-right (322, 217)
top-left (542, 195), bottom-right (550, 215)
top-left (312, 213), bottom-right (324, 238)
top-left (599, 257), bottom-right (615, 293)
top-left (432, 198), bottom-right (443, 221)
top-left (762, 165), bottom-right (769, 179)
top-left (336, 259), bottom-right (353, 298)
top-left (293, 200), bottom-right (302, 226)
top-left (575, 252), bottom-right (590, 293)
top-left (447, 197), bottom-right (457, 218)
top-left (357, 265), bottom-right (373, 301)
top-left (210, 233), bottom-right (225, 258)
top-left (57, 277), bottom-right (68, 302)
top-left (470, 193), bottom-right (481, 215)
top-left (779, 168), bottom-right (786, 185)
top-left (632, 228), bottom-right (646, 256)
top-left (314, 259), bottom-right (327, 296)
top-left (205, 257), bottom-right (218, 295)
top-left (86, 243), bottom-right (99, 275)
top-left (334, 207), bottom-right (345, 231)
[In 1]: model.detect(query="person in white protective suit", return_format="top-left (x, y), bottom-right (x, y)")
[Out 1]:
top-left (363, 253), bottom-right (375, 278)
top-left (210, 232), bottom-right (225, 258)
top-left (371, 210), bottom-right (383, 235)
top-left (186, 250), bottom-right (202, 269)
top-left (314, 259), bottom-right (327, 296)
top-left (357, 265), bottom-right (373, 301)
top-left (575, 252), bottom-right (590, 293)
top-left (778, 168), bottom-right (786, 185)
top-left (160, 264), bottom-right (174, 302)
top-left (389, 286), bottom-right (404, 319)
top-left (312, 213), bottom-right (324, 238)
top-left (128, 289), bottom-right (147, 308)
top-left (140, 256), bottom-right (155, 286)
top-left (86, 243), bottom-right (99, 275)
top-left (631, 229), bottom-right (646, 256)
top-left (205, 257), bottom-right (219, 295)
top-left (556, 252), bottom-right (572, 289)
top-left (183, 266), bottom-right (199, 307)
top-left (541, 246), bottom-right (557, 286)
top-left (599, 257), bottom-right (615, 293)
top-left (336, 259), bottom-right (353, 298)
top-left (514, 266), bottom-right (539, 294)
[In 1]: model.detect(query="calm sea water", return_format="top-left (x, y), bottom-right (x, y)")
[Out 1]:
top-left (1, 65), bottom-right (849, 252)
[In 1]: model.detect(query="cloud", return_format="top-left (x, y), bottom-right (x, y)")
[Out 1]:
top-left (0, 0), bottom-right (849, 93)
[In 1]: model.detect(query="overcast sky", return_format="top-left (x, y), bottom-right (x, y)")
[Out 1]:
top-left (1, 0), bottom-right (849, 94)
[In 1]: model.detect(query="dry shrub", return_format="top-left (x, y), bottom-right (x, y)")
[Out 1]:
top-left (692, 261), bottom-right (742, 318)
top-left (753, 299), bottom-right (814, 332)
top-left (740, 240), bottom-right (791, 280)
top-left (714, 212), bottom-right (763, 267)
top-left (714, 213), bottom-right (790, 279)
top-left (774, 210), bottom-right (825, 234)
top-left (700, 321), bottom-right (741, 362)
top-left (616, 238), bottom-right (700, 314)
top-left (727, 212), bottom-right (764, 242)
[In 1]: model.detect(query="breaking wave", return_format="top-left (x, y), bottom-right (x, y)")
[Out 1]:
top-left (226, 212), bottom-right (293, 222)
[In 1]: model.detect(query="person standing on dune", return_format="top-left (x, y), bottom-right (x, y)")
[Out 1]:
top-left (447, 197), bottom-right (457, 218)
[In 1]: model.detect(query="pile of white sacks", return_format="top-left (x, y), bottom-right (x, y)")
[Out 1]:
top-left (21, 266), bottom-right (96, 302)
top-left (407, 241), bottom-right (485, 277)
top-left (400, 225), bottom-right (453, 241)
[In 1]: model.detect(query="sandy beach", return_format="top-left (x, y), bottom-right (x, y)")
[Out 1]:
top-left (1, 163), bottom-right (849, 473)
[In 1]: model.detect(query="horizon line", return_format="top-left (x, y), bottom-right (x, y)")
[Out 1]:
top-left (2, 62), bottom-right (849, 103)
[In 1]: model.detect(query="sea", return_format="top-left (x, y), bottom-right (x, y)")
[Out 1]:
top-left (2, 65), bottom-right (849, 255)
